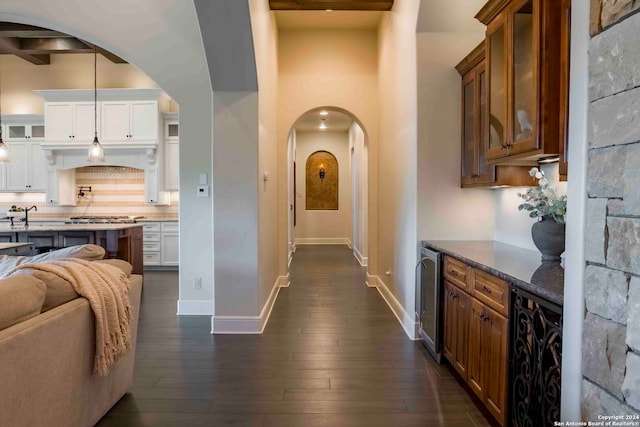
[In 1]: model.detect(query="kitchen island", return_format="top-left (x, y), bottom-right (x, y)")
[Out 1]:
top-left (0, 224), bottom-right (143, 275)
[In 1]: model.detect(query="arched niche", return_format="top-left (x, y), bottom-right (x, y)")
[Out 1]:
top-left (305, 150), bottom-right (338, 210)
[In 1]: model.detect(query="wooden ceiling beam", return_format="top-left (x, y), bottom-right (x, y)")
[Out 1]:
top-left (0, 37), bottom-right (50, 65)
top-left (0, 22), bottom-right (67, 38)
top-left (270, 0), bottom-right (393, 11)
top-left (19, 37), bottom-right (93, 53)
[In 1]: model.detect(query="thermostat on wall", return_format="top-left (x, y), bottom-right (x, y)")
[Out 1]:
top-left (197, 185), bottom-right (209, 197)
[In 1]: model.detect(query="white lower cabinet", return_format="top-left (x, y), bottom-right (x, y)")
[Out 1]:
top-left (143, 221), bottom-right (178, 268)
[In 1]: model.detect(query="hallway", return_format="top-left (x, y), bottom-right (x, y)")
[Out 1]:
top-left (98, 245), bottom-right (493, 426)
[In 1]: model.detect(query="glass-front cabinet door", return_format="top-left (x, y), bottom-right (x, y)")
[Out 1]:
top-left (461, 73), bottom-right (476, 186)
top-left (509, 0), bottom-right (538, 154)
top-left (475, 68), bottom-right (495, 184)
top-left (486, 12), bottom-right (507, 160)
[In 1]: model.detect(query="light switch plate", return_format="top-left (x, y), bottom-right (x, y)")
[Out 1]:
top-left (197, 185), bottom-right (209, 197)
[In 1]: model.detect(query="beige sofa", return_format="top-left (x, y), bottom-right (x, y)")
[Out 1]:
top-left (0, 246), bottom-right (142, 427)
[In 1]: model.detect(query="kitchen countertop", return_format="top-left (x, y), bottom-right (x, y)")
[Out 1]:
top-left (0, 242), bottom-right (33, 250)
top-left (0, 223), bottom-right (143, 232)
top-left (422, 240), bottom-right (564, 306)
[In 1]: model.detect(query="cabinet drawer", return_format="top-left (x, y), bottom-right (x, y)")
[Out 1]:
top-left (143, 242), bottom-right (160, 252)
top-left (161, 222), bottom-right (179, 232)
top-left (143, 252), bottom-right (160, 265)
top-left (144, 232), bottom-right (160, 242)
top-left (471, 269), bottom-right (508, 317)
top-left (444, 256), bottom-right (470, 291)
top-left (142, 223), bottom-right (160, 232)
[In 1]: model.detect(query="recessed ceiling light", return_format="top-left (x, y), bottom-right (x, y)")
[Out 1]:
top-left (320, 111), bottom-right (328, 116)
top-left (325, 9), bottom-right (333, 12)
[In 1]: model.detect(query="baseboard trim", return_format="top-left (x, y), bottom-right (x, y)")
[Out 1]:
top-left (365, 272), bottom-right (377, 288)
top-left (278, 274), bottom-right (290, 288)
top-left (368, 275), bottom-right (419, 340)
top-left (210, 275), bottom-right (286, 334)
top-left (176, 299), bottom-right (213, 316)
top-left (353, 247), bottom-right (368, 267)
top-left (295, 238), bottom-right (352, 248)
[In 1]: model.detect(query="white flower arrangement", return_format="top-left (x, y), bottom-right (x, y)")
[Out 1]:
top-left (517, 167), bottom-right (567, 224)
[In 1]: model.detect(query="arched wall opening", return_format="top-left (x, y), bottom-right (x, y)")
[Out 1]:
top-left (286, 106), bottom-right (370, 269)
top-left (0, 2), bottom-right (215, 316)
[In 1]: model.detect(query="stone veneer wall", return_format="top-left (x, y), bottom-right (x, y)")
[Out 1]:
top-left (582, 0), bottom-right (640, 418)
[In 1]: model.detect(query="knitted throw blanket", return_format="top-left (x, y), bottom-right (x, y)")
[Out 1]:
top-left (3, 258), bottom-right (132, 376)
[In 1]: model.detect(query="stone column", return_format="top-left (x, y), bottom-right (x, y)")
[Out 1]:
top-left (583, 0), bottom-right (640, 418)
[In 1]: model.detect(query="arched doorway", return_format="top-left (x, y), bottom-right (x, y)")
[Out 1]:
top-left (286, 107), bottom-right (369, 269)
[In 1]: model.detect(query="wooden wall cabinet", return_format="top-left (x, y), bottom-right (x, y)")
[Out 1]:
top-left (456, 44), bottom-right (532, 188)
top-left (442, 255), bottom-right (509, 426)
top-left (476, 0), bottom-right (563, 165)
top-left (558, 0), bottom-right (571, 181)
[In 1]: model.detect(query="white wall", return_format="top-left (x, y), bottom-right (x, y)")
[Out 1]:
top-left (350, 122), bottom-right (368, 265)
top-left (287, 129), bottom-right (296, 264)
top-left (277, 27), bottom-right (379, 276)
top-left (0, 54), bottom-right (174, 115)
top-left (493, 163), bottom-right (567, 250)
top-left (250, 0), bottom-right (281, 319)
top-left (376, 0), bottom-right (420, 337)
top-left (0, 0), bottom-right (215, 317)
top-left (417, 32), bottom-right (494, 242)
top-left (295, 131), bottom-right (352, 244)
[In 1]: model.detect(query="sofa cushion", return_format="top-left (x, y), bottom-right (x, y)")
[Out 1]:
top-left (0, 244), bottom-right (106, 274)
top-left (0, 275), bottom-right (46, 330)
top-left (8, 268), bottom-right (78, 312)
top-left (93, 259), bottom-right (133, 277)
top-left (28, 245), bottom-right (106, 263)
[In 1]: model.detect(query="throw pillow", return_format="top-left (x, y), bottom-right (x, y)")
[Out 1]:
top-left (27, 244), bottom-right (106, 263)
top-left (93, 259), bottom-right (133, 277)
top-left (9, 268), bottom-right (78, 312)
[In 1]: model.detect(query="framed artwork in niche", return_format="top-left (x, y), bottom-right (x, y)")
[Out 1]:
top-left (306, 150), bottom-right (338, 210)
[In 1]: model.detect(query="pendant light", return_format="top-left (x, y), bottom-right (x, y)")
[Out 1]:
top-left (0, 62), bottom-right (10, 163)
top-left (87, 44), bottom-right (104, 163)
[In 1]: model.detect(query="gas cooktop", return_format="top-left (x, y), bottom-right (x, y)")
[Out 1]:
top-left (65, 216), bottom-right (143, 224)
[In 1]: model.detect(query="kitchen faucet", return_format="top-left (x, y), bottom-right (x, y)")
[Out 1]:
top-left (21, 206), bottom-right (37, 228)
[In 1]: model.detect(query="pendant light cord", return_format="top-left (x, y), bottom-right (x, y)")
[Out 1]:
top-left (94, 44), bottom-right (97, 141)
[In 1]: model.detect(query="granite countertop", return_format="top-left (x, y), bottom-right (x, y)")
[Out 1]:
top-left (422, 240), bottom-right (564, 306)
top-left (136, 219), bottom-right (178, 222)
top-left (0, 223), bottom-right (143, 232)
top-left (0, 242), bottom-right (33, 250)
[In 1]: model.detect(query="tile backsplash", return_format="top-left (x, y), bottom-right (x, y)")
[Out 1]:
top-left (0, 166), bottom-right (178, 221)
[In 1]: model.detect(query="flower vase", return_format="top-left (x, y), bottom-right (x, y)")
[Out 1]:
top-left (531, 216), bottom-right (566, 261)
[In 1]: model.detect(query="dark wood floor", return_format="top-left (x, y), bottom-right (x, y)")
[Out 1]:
top-left (97, 245), bottom-right (494, 426)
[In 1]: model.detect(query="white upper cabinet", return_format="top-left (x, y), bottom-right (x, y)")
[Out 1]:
top-left (0, 116), bottom-right (47, 192)
top-left (163, 113), bottom-right (179, 191)
top-left (101, 100), bottom-right (158, 142)
top-left (45, 102), bottom-right (98, 143)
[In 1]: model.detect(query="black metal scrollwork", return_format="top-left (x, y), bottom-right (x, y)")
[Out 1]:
top-left (510, 290), bottom-right (562, 427)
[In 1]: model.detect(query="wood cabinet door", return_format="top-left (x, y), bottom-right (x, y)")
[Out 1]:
top-left (452, 288), bottom-right (469, 380)
top-left (443, 281), bottom-right (457, 365)
top-left (461, 71), bottom-right (476, 186)
top-left (474, 67), bottom-right (496, 184)
top-left (558, 0), bottom-right (571, 181)
top-left (486, 11), bottom-right (509, 160)
top-left (484, 306), bottom-right (509, 426)
top-left (467, 298), bottom-right (485, 400)
top-left (507, 0), bottom-right (539, 156)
